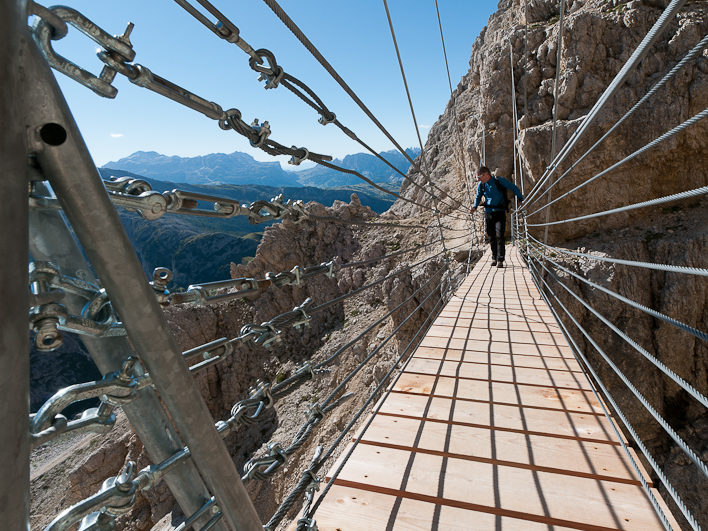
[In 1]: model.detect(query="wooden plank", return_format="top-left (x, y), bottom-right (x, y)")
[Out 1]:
top-left (403, 357), bottom-right (591, 390)
top-left (329, 444), bottom-right (666, 530)
top-left (358, 414), bottom-right (641, 483)
top-left (311, 249), bottom-right (677, 530)
top-left (392, 372), bottom-right (603, 414)
top-left (377, 393), bottom-right (618, 442)
top-left (411, 346), bottom-right (583, 371)
top-left (313, 484), bottom-right (581, 531)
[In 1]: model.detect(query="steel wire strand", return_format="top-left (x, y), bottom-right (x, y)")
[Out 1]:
top-left (270, 262), bottom-right (447, 396)
top-left (310, 239), bottom-right (467, 314)
top-left (526, 33), bottom-right (708, 211)
top-left (381, 0), bottom-right (453, 256)
top-left (526, 106), bottom-right (708, 219)
top-left (306, 273), bottom-right (459, 522)
top-left (527, 259), bottom-right (694, 530)
top-left (175, 0), bottom-right (464, 214)
top-left (330, 118), bottom-right (467, 214)
top-left (318, 264), bottom-right (447, 406)
top-left (528, 248), bottom-right (708, 480)
top-left (528, 242), bottom-right (708, 408)
top-left (338, 239), bottom-right (443, 269)
top-left (527, 183), bottom-right (708, 227)
top-left (523, 0), bottom-right (689, 205)
top-left (531, 239), bottom-right (708, 277)
top-left (272, 290), bottom-right (448, 531)
top-left (256, 271), bottom-right (447, 519)
top-left (528, 235), bottom-right (708, 343)
top-left (310, 158), bottom-right (439, 213)
top-left (259, 0), bottom-right (458, 202)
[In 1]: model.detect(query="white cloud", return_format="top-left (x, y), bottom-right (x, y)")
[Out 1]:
top-left (420, 124), bottom-right (431, 129)
top-left (110, 133), bottom-right (124, 138)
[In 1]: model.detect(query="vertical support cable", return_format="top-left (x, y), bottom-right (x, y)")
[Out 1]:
top-left (510, 41), bottom-right (519, 245)
top-left (544, 0), bottom-right (566, 244)
top-left (24, 33), bottom-right (262, 531)
top-left (434, 0), bottom-right (478, 273)
top-left (382, 0), bottom-right (449, 262)
top-left (0, 2), bottom-right (30, 529)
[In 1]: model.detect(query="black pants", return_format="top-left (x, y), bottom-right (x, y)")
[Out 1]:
top-left (485, 210), bottom-right (507, 261)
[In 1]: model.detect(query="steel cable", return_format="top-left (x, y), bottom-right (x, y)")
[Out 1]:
top-left (528, 242), bottom-right (708, 407)
top-left (528, 249), bottom-right (708, 481)
top-left (259, 0), bottom-right (459, 204)
top-left (531, 239), bottom-right (708, 277)
top-left (530, 258), bottom-right (701, 530)
top-left (528, 260), bottom-right (695, 530)
top-left (318, 264), bottom-right (447, 406)
top-left (310, 241), bottom-right (460, 314)
top-left (523, 0), bottom-right (688, 205)
top-left (382, 0), bottom-right (456, 257)
top-left (527, 183), bottom-right (708, 227)
top-left (525, 33), bottom-right (708, 211)
top-left (526, 107), bottom-right (708, 219)
top-left (306, 253), bottom-right (482, 520)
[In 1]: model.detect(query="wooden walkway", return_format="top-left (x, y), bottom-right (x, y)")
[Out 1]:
top-left (312, 248), bottom-right (677, 530)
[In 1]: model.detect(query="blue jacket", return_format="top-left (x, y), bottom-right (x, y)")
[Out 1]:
top-left (473, 176), bottom-right (523, 212)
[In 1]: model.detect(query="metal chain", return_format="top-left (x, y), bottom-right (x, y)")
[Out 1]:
top-left (241, 393), bottom-right (353, 483)
top-left (31, 5), bottom-right (332, 165)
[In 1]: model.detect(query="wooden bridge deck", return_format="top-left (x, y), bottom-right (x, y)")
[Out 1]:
top-left (311, 247), bottom-right (677, 530)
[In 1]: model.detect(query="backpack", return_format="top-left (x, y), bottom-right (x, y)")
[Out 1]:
top-left (489, 177), bottom-right (510, 211)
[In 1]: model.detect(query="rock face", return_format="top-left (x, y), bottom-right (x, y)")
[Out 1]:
top-left (391, 0), bottom-right (708, 526)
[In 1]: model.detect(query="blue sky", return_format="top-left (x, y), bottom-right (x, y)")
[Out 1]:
top-left (48, 1), bottom-right (499, 167)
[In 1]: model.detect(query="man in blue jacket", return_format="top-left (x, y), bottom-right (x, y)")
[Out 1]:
top-left (471, 166), bottom-right (523, 268)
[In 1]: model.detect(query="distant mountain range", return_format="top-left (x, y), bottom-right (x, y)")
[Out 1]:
top-left (103, 148), bottom-right (419, 188)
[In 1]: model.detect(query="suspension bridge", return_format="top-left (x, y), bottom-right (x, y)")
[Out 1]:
top-left (2, 0), bottom-right (706, 530)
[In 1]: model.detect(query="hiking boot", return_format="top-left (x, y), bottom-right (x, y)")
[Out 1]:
top-left (497, 260), bottom-right (505, 268)
top-left (491, 260), bottom-right (497, 267)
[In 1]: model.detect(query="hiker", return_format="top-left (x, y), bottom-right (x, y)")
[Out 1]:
top-left (471, 166), bottom-right (523, 268)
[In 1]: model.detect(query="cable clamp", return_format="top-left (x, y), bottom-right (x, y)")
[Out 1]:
top-left (249, 119), bottom-right (271, 147)
top-left (288, 146), bottom-right (309, 166)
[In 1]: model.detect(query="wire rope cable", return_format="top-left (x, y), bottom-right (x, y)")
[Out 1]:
top-left (525, 33), bottom-right (708, 211)
top-left (527, 183), bottom-right (708, 227)
top-left (531, 239), bottom-right (708, 277)
top-left (528, 261), bottom-right (695, 530)
top-left (528, 249), bottom-right (708, 481)
top-left (526, 107), bottom-right (708, 219)
top-left (522, 0), bottom-right (688, 206)
top-left (528, 241), bottom-right (708, 406)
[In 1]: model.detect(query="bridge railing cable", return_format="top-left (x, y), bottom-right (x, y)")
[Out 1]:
top-left (512, 3), bottom-right (706, 528)
top-left (521, 0), bottom-right (688, 207)
top-left (527, 259), bottom-right (698, 530)
top-left (524, 33), bottom-right (708, 212)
